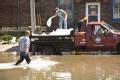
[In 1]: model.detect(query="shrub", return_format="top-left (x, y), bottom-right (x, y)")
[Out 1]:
top-left (1, 34), bottom-right (13, 41)
top-left (0, 37), bottom-right (2, 42)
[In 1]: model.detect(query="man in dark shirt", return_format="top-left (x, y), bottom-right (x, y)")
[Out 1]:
top-left (77, 17), bottom-right (88, 32)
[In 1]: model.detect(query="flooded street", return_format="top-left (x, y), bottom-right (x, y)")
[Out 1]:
top-left (0, 52), bottom-right (120, 80)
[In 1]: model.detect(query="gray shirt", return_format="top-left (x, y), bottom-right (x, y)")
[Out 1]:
top-left (19, 36), bottom-right (30, 52)
top-left (56, 9), bottom-right (66, 18)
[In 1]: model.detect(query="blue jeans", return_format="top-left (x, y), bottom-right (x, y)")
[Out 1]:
top-left (15, 52), bottom-right (31, 65)
top-left (59, 17), bottom-right (67, 29)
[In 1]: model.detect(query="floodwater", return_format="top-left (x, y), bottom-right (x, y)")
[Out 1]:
top-left (0, 52), bottom-right (120, 80)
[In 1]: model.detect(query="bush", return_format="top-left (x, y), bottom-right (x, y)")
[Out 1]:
top-left (0, 31), bottom-right (25, 42)
top-left (0, 31), bottom-right (25, 39)
top-left (0, 37), bottom-right (2, 42)
top-left (1, 34), bottom-right (13, 41)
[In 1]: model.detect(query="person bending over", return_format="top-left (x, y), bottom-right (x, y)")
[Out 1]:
top-left (51, 7), bottom-right (68, 29)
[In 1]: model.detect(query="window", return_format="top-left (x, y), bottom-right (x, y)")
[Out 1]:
top-left (113, 0), bottom-right (120, 21)
top-left (93, 25), bottom-right (101, 35)
top-left (93, 25), bottom-right (110, 36)
top-left (58, 0), bottom-right (73, 27)
top-left (59, 0), bottom-right (72, 5)
top-left (86, 3), bottom-right (100, 22)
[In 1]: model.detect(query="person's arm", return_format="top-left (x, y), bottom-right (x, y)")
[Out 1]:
top-left (24, 47), bottom-right (29, 53)
top-left (82, 16), bottom-right (88, 21)
top-left (50, 10), bottom-right (58, 19)
top-left (60, 9), bottom-right (68, 20)
top-left (24, 38), bottom-right (30, 53)
top-left (50, 14), bottom-right (57, 19)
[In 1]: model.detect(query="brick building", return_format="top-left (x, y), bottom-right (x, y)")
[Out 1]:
top-left (0, 0), bottom-right (120, 32)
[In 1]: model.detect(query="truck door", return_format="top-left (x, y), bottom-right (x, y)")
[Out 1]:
top-left (87, 24), bottom-right (113, 50)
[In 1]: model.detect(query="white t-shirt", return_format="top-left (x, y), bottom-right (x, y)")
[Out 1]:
top-left (19, 36), bottom-right (30, 52)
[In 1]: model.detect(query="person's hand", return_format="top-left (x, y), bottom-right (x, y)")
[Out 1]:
top-left (64, 16), bottom-right (67, 21)
top-left (83, 16), bottom-right (88, 21)
top-left (26, 52), bottom-right (30, 56)
top-left (65, 18), bottom-right (67, 21)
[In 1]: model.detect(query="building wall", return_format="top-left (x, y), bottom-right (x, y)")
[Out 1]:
top-left (74, 0), bottom-right (111, 22)
top-left (74, 0), bottom-right (120, 29)
top-left (0, 0), bottom-right (120, 31)
top-left (38, 0), bottom-right (57, 26)
top-left (101, 0), bottom-right (120, 29)
top-left (0, 0), bottom-right (31, 30)
top-left (74, 0), bottom-right (86, 25)
top-left (0, 0), bottom-right (57, 27)
top-left (101, 0), bottom-right (113, 25)
top-left (0, 0), bottom-right (17, 26)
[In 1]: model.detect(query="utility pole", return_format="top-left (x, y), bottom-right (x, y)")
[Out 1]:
top-left (30, 0), bottom-right (36, 33)
top-left (17, 0), bottom-right (20, 30)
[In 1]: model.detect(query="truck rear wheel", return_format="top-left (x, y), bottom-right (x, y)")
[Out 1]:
top-left (42, 47), bottom-right (54, 55)
top-left (117, 44), bottom-right (120, 54)
top-left (31, 43), bottom-right (35, 55)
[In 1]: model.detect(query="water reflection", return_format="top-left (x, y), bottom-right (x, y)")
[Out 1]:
top-left (52, 72), bottom-right (71, 80)
top-left (95, 63), bottom-right (120, 80)
top-left (0, 52), bottom-right (120, 80)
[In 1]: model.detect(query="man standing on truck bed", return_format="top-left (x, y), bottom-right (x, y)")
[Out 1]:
top-left (50, 7), bottom-right (68, 29)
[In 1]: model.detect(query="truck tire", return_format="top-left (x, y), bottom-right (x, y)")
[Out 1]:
top-left (117, 44), bottom-right (120, 54)
top-left (31, 43), bottom-right (36, 55)
top-left (42, 46), bottom-right (54, 55)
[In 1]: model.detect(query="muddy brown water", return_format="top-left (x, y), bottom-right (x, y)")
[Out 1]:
top-left (0, 52), bottom-right (120, 80)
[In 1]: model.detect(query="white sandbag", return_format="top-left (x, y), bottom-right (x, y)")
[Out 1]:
top-left (47, 17), bottom-right (52, 27)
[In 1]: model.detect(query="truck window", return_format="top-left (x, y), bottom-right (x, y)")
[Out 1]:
top-left (93, 25), bottom-right (110, 36)
top-left (103, 23), bottom-right (119, 32)
top-left (93, 25), bottom-right (101, 35)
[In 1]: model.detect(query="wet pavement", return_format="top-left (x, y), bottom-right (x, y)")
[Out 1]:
top-left (0, 52), bottom-right (120, 80)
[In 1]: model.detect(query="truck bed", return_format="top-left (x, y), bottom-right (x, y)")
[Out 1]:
top-left (30, 34), bottom-right (74, 55)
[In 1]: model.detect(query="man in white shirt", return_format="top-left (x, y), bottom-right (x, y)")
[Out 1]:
top-left (15, 30), bottom-right (31, 65)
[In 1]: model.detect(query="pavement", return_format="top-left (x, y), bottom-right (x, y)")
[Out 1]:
top-left (0, 43), bottom-right (19, 52)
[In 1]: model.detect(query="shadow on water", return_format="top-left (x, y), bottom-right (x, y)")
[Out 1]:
top-left (0, 52), bottom-right (120, 80)
top-left (6, 46), bottom-right (19, 52)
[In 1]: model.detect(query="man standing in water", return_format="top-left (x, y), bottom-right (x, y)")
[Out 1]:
top-left (15, 30), bottom-right (31, 65)
top-left (50, 7), bottom-right (68, 29)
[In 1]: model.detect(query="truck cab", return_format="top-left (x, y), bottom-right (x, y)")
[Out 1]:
top-left (74, 21), bottom-right (120, 53)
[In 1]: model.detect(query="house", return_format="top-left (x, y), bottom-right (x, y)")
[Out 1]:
top-left (0, 0), bottom-right (120, 33)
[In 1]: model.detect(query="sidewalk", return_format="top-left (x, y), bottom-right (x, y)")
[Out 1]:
top-left (0, 43), bottom-right (19, 52)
